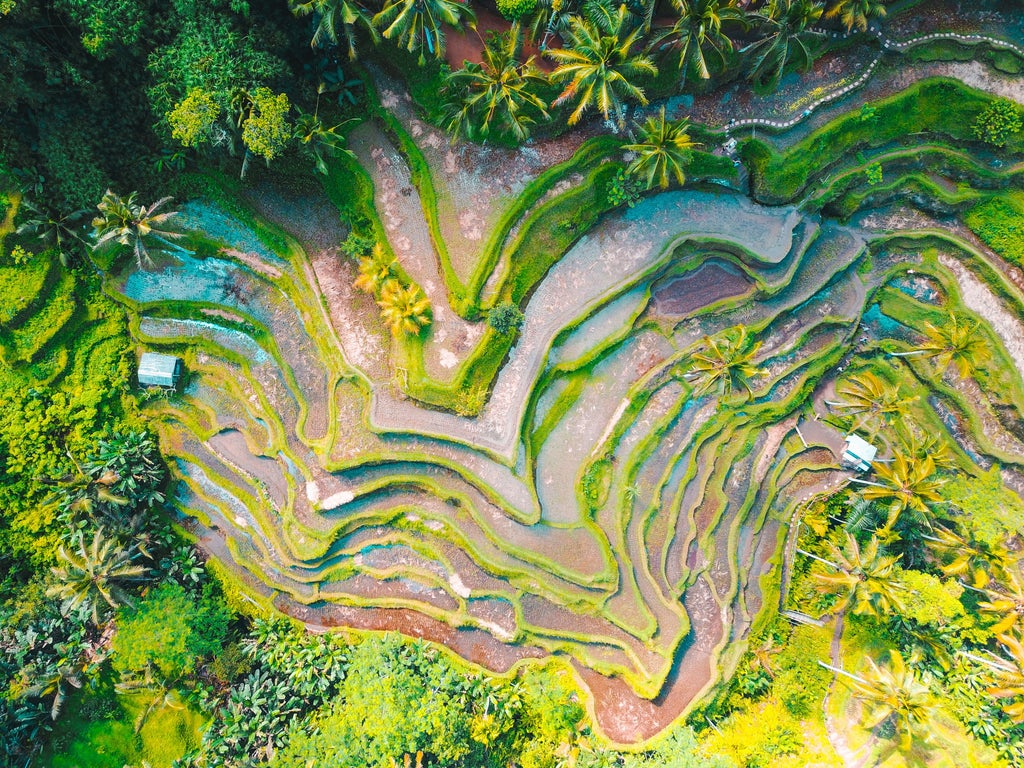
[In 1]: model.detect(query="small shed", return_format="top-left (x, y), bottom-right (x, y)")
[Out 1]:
top-left (138, 352), bottom-right (183, 389)
top-left (842, 434), bottom-right (877, 473)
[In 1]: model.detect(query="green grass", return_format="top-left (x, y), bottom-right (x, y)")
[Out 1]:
top-left (964, 193), bottom-right (1024, 267)
top-left (2, 270), bottom-right (77, 363)
top-left (42, 687), bottom-right (207, 768)
top-left (0, 255), bottom-right (51, 326)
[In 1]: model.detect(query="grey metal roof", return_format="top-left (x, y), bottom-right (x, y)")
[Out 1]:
top-left (138, 352), bottom-right (182, 387)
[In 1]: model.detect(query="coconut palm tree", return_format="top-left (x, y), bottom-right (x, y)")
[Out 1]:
top-left (813, 533), bottom-right (906, 618)
top-left (46, 529), bottom-right (149, 624)
top-left (832, 650), bottom-right (937, 754)
top-left (900, 313), bottom-right (992, 379)
top-left (978, 576), bottom-right (1024, 637)
top-left (290, 0), bottom-right (379, 59)
top-left (925, 524), bottom-right (1013, 589)
top-left (989, 633), bottom-right (1024, 724)
top-left (377, 279), bottom-right (432, 336)
top-left (294, 111), bottom-right (355, 175)
top-left (743, 0), bottom-right (824, 89)
top-left (546, 5), bottom-right (657, 128)
top-left (25, 661), bottom-right (84, 721)
top-left (854, 452), bottom-right (944, 538)
top-left (441, 26), bottom-right (551, 143)
top-left (353, 245), bottom-right (397, 296)
top-left (623, 107), bottom-right (700, 189)
top-left (91, 191), bottom-right (185, 271)
top-left (15, 199), bottom-right (91, 267)
top-left (826, 370), bottom-right (914, 438)
top-left (826, 0), bottom-right (886, 33)
top-left (679, 325), bottom-right (764, 401)
top-left (372, 0), bottom-right (476, 63)
top-left (649, 0), bottom-right (746, 85)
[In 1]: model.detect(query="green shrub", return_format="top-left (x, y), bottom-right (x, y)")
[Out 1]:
top-left (497, 0), bottom-right (537, 20)
top-left (112, 582), bottom-right (229, 679)
top-left (972, 98), bottom-right (1023, 147)
top-left (487, 302), bottom-right (525, 335)
top-left (604, 167), bottom-right (642, 208)
top-left (965, 195), bottom-right (1024, 267)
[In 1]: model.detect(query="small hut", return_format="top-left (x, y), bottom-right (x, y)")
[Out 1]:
top-left (138, 352), bottom-right (183, 389)
top-left (842, 434), bottom-right (877, 473)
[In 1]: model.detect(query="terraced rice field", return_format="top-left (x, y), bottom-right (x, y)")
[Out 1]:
top-left (105, 61), bottom-right (1024, 743)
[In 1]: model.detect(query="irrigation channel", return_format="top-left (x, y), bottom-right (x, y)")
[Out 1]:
top-left (106, 33), bottom-right (1024, 743)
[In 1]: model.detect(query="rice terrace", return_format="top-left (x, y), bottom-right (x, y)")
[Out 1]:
top-left (3, 0), bottom-right (1024, 766)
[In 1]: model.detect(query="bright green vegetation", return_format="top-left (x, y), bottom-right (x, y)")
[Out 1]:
top-left (4, 1), bottom-right (1024, 767)
top-left (965, 194), bottom-right (1024, 267)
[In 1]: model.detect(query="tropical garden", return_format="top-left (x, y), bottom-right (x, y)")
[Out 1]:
top-left (2, 0), bottom-right (1024, 766)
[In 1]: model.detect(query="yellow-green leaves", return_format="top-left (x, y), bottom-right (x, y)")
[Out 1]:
top-left (241, 88), bottom-right (292, 163)
top-left (169, 88), bottom-right (222, 149)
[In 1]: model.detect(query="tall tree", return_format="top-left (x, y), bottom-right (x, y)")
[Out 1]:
top-left (854, 452), bottom-right (944, 538)
top-left (826, 370), bottom-right (914, 438)
top-left (15, 200), bottom-right (91, 268)
top-left (649, 0), bottom-right (745, 85)
top-left (290, 0), bottom-right (380, 59)
top-left (989, 632), bottom-right (1024, 725)
top-left (911, 313), bottom-right (992, 379)
top-left (925, 524), bottom-right (1013, 589)
top-left (377, 280), bottom-right (432, 336)
top-left (353, 245), bottom-right (397, 296)
top-left (679, 325), bottom-right (763, 401)
top-left (441, 26), bottom-right (550, 143)
top-left (826, 0), bottom-right (886, 33)
top-left (91, 191), bottom-right (185, 270)
top-left (373, 0), bottom-right (476, 63)
top-left (46, 529), bottom-right (149, 625)
top-left (547, 5), bottom-right (657, 127)
top-left (623, 107), bottom-right (700, 189)
top-left (743, 0), bottom-right (824, 89)
top-left (294, 111), bottom-right (355, 175)
top-left (978, 577), bottom-right (1024, 637)
top-left (813, 533), bottom-right (906, 618)
top-left (838, 650), bottom-right (937, 754)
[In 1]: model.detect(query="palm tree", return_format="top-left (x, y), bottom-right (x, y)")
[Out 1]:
top-left (978, 577), bottom-right (1024, 637)
top-left (25, 661), bottom-right (84, 721)
top-left (622, 107), bottom-right (700, 190)
top-left (826, 370), bottom-right (914, 438)
top-left (441, 26), bottom-right (550, 143)
top-left (649, 0), bottom-right (745, 85)
top-left (813, 533), bottom-right (905, 618)
top-left (353, 245), bottom-right (397, 296)
top-left (830, 650), bottom-right (937, 754)
top-left (294, 111), bottom-right (355, 175)
top-left (46, 529), bottom-right (149, 624)
top-left (116, 669), bottom-right (186, 733)
top-left (372, 0), bottom-right (476, 63)
top-left (15, 199), bottom-right (91, 267)
top-left (546, 6), bottom-right (657, 128)
top-left (896, 313), bottom-right (992, 379)
top-left (679, 325), bottom-right (763, 401)
top-left (743, 0), bottom-right (824, 89)
top-left (91, 191), bottom-right (185, 270)
top-left (826, 0), bottom-right (886, 33)
top-left (377, 279), bottom-right (432, 336)
top-left (988, 633), bottom-right (1024, 724)
top-left (925, 524), bottom-right (1013, 589)
top-left (853, 452), bottom-right (944, 538)
top-left (290, 0), bottom-right (379, 59)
